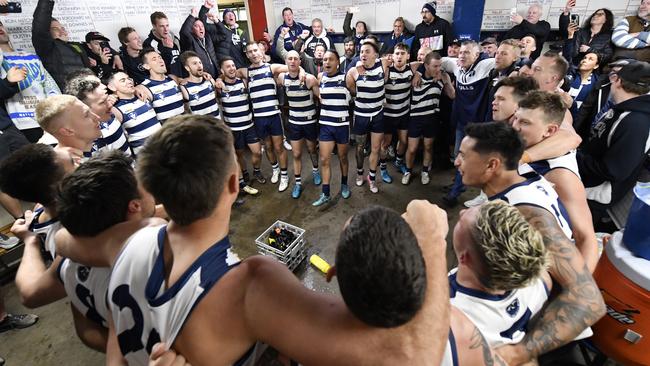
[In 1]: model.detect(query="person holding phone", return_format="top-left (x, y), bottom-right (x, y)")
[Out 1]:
top-left (559, 0), bottom-right (614, 65)
top-left (83, 32), bottom-right (123, 80)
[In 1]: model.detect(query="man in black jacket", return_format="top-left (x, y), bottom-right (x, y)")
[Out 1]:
top-left (503, 4), bottom-right (550, 60)
top-left (199, 0), bottom-right (248, 69)
top-left (143, 11), bottom-right (183, 78)
top-left (117, 27), bottom-right (148, 85)
top-left (412, 1), bottom-right (453, 59)
top-left (180, 7), bottom-right (219, 78)
top-left (31, 0), bottom-right (90, 90)
top-left (83, 32), bottom-right (122, 81)
top-left (578, 61), bottom-right (650, 216)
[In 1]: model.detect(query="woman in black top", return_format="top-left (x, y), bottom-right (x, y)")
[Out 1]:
top-left (560, 1), bottom-right (614, 65)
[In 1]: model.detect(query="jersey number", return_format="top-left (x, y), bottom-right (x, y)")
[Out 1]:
top-left (75, 284), bottom-right (106, 326)
top-left (499, 308), bottom-right (532, 340)
top-left (112, 284), bottom-right (161, 356)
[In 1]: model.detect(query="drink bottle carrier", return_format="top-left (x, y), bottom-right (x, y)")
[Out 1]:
top-left (255, 220), bottom-right (307, 272)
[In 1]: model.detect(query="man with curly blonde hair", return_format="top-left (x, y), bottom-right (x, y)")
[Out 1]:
top-left (450, 200), bottom-right (551, 347)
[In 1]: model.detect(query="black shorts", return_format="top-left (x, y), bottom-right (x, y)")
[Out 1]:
top-left (408, 114), bottom-right (439, 139)
top-left (384, 115), bottom-right (409, 135)
top-left (232, 127), bottom-right (259, 150)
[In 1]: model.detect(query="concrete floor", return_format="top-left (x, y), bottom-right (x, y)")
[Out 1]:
top-left (0, 147), bottom-right (618, 365)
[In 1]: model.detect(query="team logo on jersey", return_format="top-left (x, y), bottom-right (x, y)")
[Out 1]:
top-left (192, 93), bottom-right (200, 101)
top-left (128, 112), bottom-right (138, 120)
top-left (506, 298), bottom-right (519, 317)
top-left (77, 266), bottom-right (90, 282)
top-left (156, 93), bottom-right (165, 101)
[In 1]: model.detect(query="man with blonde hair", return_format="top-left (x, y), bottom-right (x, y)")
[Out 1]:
top-left (35, 94), bottom-right (102, 154)
top-left (450, 200), bottom-right (551, 347)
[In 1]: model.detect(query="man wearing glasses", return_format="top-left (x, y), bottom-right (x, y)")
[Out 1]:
top-left (412, 1), bottom-right (452, 59)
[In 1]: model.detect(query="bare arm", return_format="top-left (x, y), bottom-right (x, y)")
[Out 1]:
top-left (71, 305), bottom-right (108, 353)
top-left (134, 85), bottom-right (153, 102)
top-left (452, 307), bottom-right (508, 366)
top-left (345, 67), bottom-right (357, 96)
top-left (441, 72), bottom-right (455, 99)
top-left (54, 218), bottom-right (167, 267)
top-left (544, 169), bottom-right (599, 273)
top-left (307, 75), bottom-right (320, 100)
top-left (106, 314), bottom-right (128, 366)
top-left (498, 205), bottom-right (605, 364)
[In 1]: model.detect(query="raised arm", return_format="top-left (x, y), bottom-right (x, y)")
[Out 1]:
top-left (32, 0), bottom-right (56, 56)
top-left (343, 11), bottom-right (354, 37)
top-left (523, 114), bottom-right (581, 163)
top-left (498, 205), bottom-right (605, 364)
top-left (179, 12), bottom-right (198, 51)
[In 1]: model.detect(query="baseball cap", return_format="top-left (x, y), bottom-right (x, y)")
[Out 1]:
top-left (450, 39), bottom-right (461, 46)
top-left (480, 37), bottom-right (497, 46)
top-left (615, 61), bottom-right (650, 88)
top-left (85, 31), bottom-right (109, 43)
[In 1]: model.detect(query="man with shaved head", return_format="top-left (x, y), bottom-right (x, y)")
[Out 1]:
top-left (503, 4), bottom-right (550, 59)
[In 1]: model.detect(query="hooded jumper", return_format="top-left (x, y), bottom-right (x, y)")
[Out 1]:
top-left (578, 93), bottom-right (650, 207)
top-left (303, 29), bottom-right (334, 58)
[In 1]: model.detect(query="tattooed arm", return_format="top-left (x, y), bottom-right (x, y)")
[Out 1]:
top-left (497, 205), bottom-right (606, 365)
top-left (451, 306), bottom-right (507, 366)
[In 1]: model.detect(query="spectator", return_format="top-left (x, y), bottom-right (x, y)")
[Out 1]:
top-left (258, 40), bottom-right (272, 63)
top-left (272, 7), bottom-right (309, 59)
top-left (560, 2), bottom-right (614, 65)
top-left (117, 27), bottom-right (147, 85)
top-left (83, 32), bottom-right (122, 80)
top-left (32, 0), bottom-right (90, 90)
top-left (578, 61), bottom-right (650, 220)
top-left (380, 17), bottom-right (415, 55)
top-left (143, 11), bottom-right (183, 77)
top-left (480, 37), bottom-right (498, 57)
top-left (573, 58), bottom-right (631, 141)
top-left (199, 1), bottom-right (248, 69)
top-left (519, 34), bottom-right (537, 60)
top-left (412, 1), bottom-right (453, 59)
top-left (447, 38), bottom-right (461, 57)
top-left (503, 4), bottom-right (550, 60)
top-left (0, 21), bottom-right (60, 143)
top-left (343, 7), bottom-right (369, 55)
top-left (179, 7), bottom-right (218, 78)
top-left (303, 18), bottom-right (334, 57)
top-left (340, 36), bottom-right (356, 74)
top-left (564, 49), bottom-right (600, 114)
top-left (277, 29), bottom-right (325, 76)
top-left (611, 0), bottom-right (650, 62)
top-left (417, 46), bottom-right (432, 62)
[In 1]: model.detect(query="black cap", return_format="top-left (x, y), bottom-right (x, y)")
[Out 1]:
top-left (85, 31), bottom-right (109, 43)
top-left (450, 39), bottom-right (461, 46)
top-left (615, 61), bottom-right (650, 88)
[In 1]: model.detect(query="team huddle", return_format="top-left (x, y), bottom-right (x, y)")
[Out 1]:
top-left (5, 0), bottom-right (650, 364)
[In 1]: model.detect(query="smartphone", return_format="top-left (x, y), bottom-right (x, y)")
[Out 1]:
top-left (570, 14), bottom-right (580, 25)
top-left (100, 41), bottom-right (111, 51)
top-left (0, 2), bottom-right (22, 13)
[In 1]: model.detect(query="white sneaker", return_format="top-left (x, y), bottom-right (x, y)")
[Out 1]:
top-left (355, 174), bottom-right (364, 187)
top-left (271, 168), bottom-right (280, 184)
top-left (0, 233), bottom-right (20, 249)
top-left (401, 172), bottom-right (411, 185)
top-left (242, 185), bottom-right (259, 195)
top-left (367, 176), bottom-right (378, 193)
top-left (278, 175), bottom-right (289, 192)
top-left (464, 191), bottom-right (488, 208)
top-left (421, 171), bottom-right (430, 185)
top-left (283, 139), bottom-right (292, 151)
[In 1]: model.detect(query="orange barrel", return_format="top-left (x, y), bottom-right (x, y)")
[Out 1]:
top-left (592, 231), bottom-right (650, 366)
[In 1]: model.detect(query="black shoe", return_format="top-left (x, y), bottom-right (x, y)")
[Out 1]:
top-left (253, 171), bottom-right (266, 184)
top-left (442, 194), bottom-right (459, 208)
top-left (0, 313), bottom-right (38, 333)
top-left (243, 171), bottom-right (250, 183)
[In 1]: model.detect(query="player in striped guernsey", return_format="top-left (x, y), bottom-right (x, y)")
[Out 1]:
top-left (236, 43), bottom-right (292, 192)
top-left (109, 72), bottom-right (162, 156)
top-left (403, 51), bottom-right (455, 185)
top-left (217, 57), bottom-right (262, 196)
top-left (383, 43), bottom-right (418, 177)
top-left (136, 48), bottom-right (186, 123)
top-left (277, 50), bottom-right (321, 199)
top-left (346, 40), bottom-right (390, 193)
top-left (513, 91), bottom-right (598, 272)
top-left (179, 51), bottom-right (220, 118)
top-left (64, 74), bottom-right (133, 158)
top-left (312, 49), bottom-right (352, 206)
